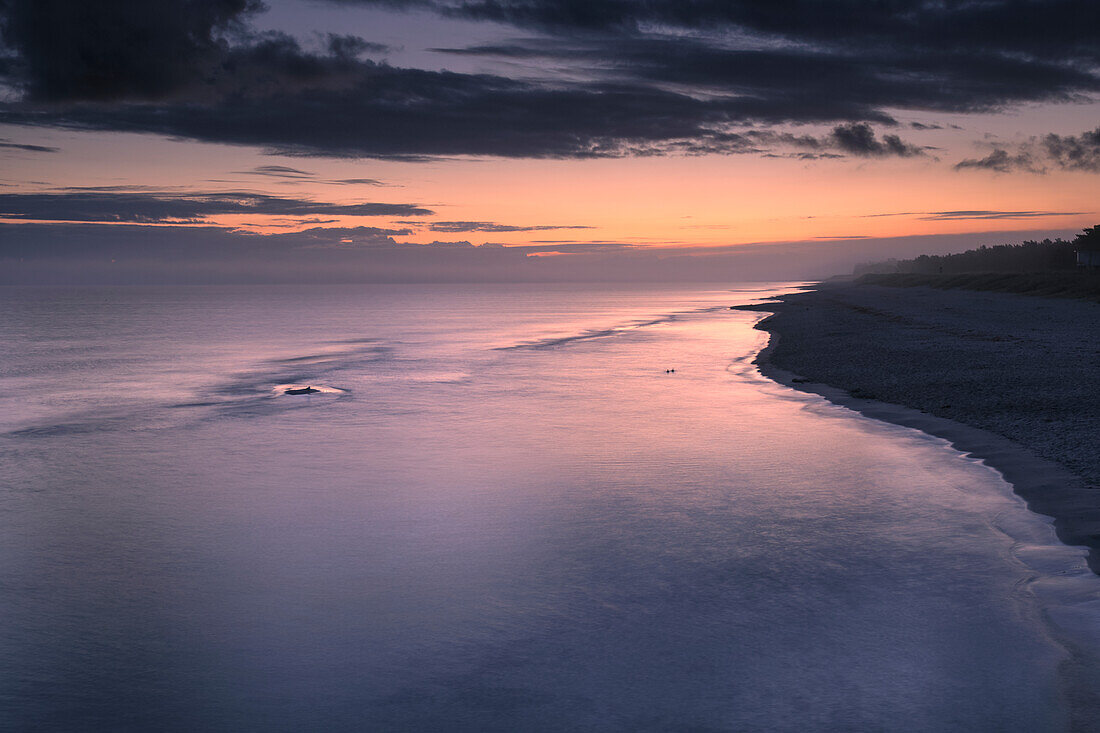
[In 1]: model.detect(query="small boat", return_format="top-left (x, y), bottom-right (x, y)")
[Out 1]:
top-left (284, 386), bottom-right (320, 395)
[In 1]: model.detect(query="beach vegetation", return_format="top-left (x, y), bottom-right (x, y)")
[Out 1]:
top-left (852, 225), bottom-right (1100, 300)
top-left (1074, 225), bottom-right (1100, 252)
top-left (855, 225), bottom-right (1100, 276)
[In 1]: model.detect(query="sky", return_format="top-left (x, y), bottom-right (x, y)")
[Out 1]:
top-left (0, 0), bottom-right (1097, 283)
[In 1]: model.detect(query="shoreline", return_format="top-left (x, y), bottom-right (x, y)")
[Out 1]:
top-left (743, 283), bottom-right (1100, 725)
top-left (739, 281), bottom-right (1100, 574)
top-left (753, 317), bottom-right (1095, 564)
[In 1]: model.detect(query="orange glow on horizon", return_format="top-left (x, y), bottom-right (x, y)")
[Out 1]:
top-left (2, 121), bottom-right (1096, 255)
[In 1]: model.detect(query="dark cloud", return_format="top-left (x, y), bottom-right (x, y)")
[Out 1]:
top-left (239, 165), bottom-right (316, 178)
top-left (499, 241), bottom-right (632, 253)
top-left (282, 225), bottom-right (415, 244)
top-left (862, 209), bottom-right (1086, 221)
top-left (381, 0), bottom-right (1100, 128)
top-left (328, 0), bottom-right (1100, 62)
top-left (0, 138), bottom-right (58, 152)
top-left (427, 221), bottom-right (594, 232)
top-left (919, 210), bottom-right (1085, 221)
top-left (0, 0), bottom-right (262, 101)
top-left (232, 166), bottom-right (388, 186)
top-left (954, 148), bottom-right (1042, 174)
top-left (527, 239), bottom-right (633, 245)
top-left (829, 123), bottom-right (925, 158)
top-left (761, 151), bottom-right (845, 161)
top-left (0, 48), bottom-right (884, 159)
top-left (325, 35), bottom-right (392, 57)
top-left (0, 0), bottom-right (1096, 159)
top-left (0, 190), bottom-right (432, 222)
top-left (263, 217), bottom-right (343, 228)
top-left (0, 54), bottom-right (791, 159)
top-left (330, 178), bottom-right (387, 186)
top-left (436, 37), bottom-right (1098, 118)
top-left (1043, 127), bottom-right (1100, 172)
top-left (954, 127), bottom-right (1100, 174)
top-left (728, 126), bottom-right (922, 159)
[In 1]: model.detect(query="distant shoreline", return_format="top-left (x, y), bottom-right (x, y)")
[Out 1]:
top-left (741, 280), bottom-right (1100, 574)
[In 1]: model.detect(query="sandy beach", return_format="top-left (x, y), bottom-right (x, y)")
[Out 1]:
top-left (745, 281), bottom-right (1100, 574)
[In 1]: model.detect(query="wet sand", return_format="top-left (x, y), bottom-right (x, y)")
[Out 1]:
top-left (741, 280), bottom-right (1100, 573)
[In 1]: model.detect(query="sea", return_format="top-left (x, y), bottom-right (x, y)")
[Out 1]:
top-left (1, 282), bottom-right (1097, 732)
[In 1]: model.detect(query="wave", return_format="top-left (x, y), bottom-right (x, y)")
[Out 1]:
top-left (4, 340), bottom-right (390, 440)
top-left (496, 305), bottom-right (728, 350)
top-left (7, 419), bottom-right (124, 438)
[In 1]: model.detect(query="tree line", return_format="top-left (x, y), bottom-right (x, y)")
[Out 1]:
top-left (855, 225), bottom-right (1100, 275)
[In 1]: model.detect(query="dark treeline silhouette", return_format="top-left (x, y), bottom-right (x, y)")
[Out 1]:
top-left (855, 225), bottom-right (1100, 275)
top-left (851, 226), bottom-right (1100, 301)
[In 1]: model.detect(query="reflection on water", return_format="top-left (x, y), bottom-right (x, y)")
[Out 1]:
top-left (0, 283), bottom-right (1094, 731)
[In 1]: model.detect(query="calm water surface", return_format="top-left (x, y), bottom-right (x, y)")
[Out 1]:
top-left (0, 283), bottom-right (1095, 731)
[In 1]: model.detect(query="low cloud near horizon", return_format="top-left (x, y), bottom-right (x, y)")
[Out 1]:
top-left (2, 222), bottom-right (1085, 286)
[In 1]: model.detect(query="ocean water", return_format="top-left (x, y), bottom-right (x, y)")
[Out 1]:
top-left (0, 282), bottom-right (1096, 732)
